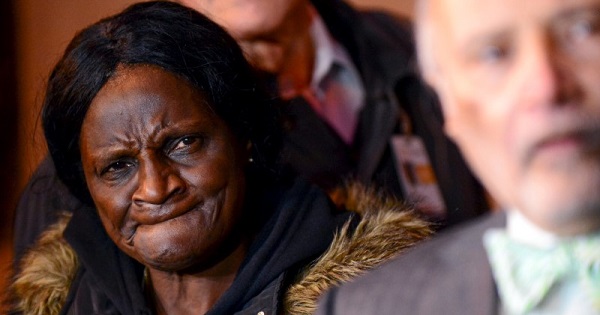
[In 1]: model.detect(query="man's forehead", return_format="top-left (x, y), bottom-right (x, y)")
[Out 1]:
top-left (431, 0), bottom-right (510, 27)
top-left (431, 0), bottom-right (600, 28)
top-left (425, 0), bottom-right (509, 54)
top-left (429, 0), bottom-right (600, 46)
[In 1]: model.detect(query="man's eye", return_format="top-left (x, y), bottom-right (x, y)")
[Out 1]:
top-left (568, 16), bottom-right (600, 43)
top-left (478, 45), bottom-right (509, 64)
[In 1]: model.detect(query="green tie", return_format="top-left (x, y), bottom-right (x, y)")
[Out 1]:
top-left (483, 230), bottom-right (600, 314)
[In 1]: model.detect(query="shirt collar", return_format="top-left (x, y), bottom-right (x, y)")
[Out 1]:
top-left (309, 13), bottom-right (357, 93)
top-left (507, 207), bottom-right (600, 245)
top-left (506, 209), bottom-right (560, 249)
top-left (507, 209), bottom-right (600, 249)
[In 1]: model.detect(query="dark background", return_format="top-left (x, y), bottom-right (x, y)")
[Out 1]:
top-left (1, 0), bottom-right (17, 310)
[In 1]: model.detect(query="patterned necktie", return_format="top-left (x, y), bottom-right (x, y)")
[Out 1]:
top-left (483, 230), bottom-right (600, 314)
top-left (313, 62), bottom-right (364, 144)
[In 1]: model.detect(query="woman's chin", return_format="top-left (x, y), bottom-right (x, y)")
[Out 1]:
top-left (143, 255), bottom-right (197, 272)
top-left (136, 240), bottom-right (204, 272)
top-left (127, 222), bottom-right (208, 271)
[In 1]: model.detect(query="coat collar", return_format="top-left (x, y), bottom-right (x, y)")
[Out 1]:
top-left (11, 181), bottom-right (431, 315)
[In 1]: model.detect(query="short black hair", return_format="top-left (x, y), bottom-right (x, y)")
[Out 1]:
top-left (42, 1), bottom-right (282, 205)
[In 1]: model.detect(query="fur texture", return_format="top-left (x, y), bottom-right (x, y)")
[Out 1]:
top-left (11, 213), bottom-right (78, 315)
top-left (11, 183), bottom-right (430, 315)
top-left (284, 182), bottom-right (431, 314)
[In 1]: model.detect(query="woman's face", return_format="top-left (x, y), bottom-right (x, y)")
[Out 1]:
top-left (80, 65), bottom-right (248, 271)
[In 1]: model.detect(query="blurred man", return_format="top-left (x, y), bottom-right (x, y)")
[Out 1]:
top-left (177, 0), bottom-right (486, 218)
top-left (316, 0), bottom-right (600, 314)
top-left (14, 0), bottom-right (486, 264)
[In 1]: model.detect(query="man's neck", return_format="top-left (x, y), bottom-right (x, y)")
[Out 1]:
top-left (277, 18), bottom-right (315, 100)
top-left (275, 4), bottom-right (317, 100)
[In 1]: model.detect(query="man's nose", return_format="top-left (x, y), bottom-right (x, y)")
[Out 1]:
top-left (521, 34), bottom-right (581, 108)
top-left (133, 156), bottom-right (185, 205)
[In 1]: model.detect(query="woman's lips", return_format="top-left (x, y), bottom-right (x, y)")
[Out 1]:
top-left (137, 196), bottom-right (200, 222)
top-left (123, 199), bottom-right (201, 245)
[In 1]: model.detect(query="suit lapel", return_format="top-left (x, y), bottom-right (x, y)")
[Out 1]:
top-left (436, 213), bottom-right (505, 315)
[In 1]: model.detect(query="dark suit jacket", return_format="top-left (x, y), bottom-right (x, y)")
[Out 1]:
top-left (316, 212), bottom-right (506, 315)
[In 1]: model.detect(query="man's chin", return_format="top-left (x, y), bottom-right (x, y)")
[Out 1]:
top-left (519, 172), bottom-right (600, 235)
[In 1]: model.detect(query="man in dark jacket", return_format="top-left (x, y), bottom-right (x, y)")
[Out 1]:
top-left (14, 0), bottom-right (486, 264)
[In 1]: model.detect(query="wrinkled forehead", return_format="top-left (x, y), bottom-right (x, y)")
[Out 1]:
top-left (427, 0), bottom-right (600, 45)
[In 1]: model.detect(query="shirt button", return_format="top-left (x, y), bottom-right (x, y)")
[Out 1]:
top-left (257, 312), bottom-right (265, 315)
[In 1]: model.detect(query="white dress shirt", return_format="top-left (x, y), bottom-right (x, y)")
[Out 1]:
top-left (488, 210), bottom-right (599, 315)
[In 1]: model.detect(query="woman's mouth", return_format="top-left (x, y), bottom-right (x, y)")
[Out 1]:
top-left (123, 200), bottom-right (201, 245)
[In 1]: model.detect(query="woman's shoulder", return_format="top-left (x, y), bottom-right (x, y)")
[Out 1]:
top-left (283, 182), bottom-right (432, 314)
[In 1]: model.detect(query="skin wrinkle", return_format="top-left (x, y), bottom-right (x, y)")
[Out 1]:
top-left (77, 65), bottom-right (252, 314)
top-left (80, 65), bottom-right (248, 276)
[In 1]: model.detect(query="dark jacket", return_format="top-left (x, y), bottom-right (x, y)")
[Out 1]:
top-left (13, 0), bottom-right (485, 267)
top-left (11, 179), bottom-right (431, 315)
top-left (315, 212), bottom-right (505, 315)
top-left (278, 0), bottom-right (486, 223)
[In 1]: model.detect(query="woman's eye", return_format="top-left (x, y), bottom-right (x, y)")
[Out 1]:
top-left (170, 136), bottom-right (204, 155)
top-left (174, 136), bottom-right (198, 150)
top-left (103, 161), bottom-right (134, 175)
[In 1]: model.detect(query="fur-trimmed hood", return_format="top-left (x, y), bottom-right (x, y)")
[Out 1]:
top-left (10, 213), bottom-right (78, 315)
top-left (284, 183), bottom-right (431, 314)
top-left (11, 183), bottom-right (431, 315)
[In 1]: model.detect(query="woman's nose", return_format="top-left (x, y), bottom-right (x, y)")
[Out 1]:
top-left (132, 157), bottom-right (185, 205)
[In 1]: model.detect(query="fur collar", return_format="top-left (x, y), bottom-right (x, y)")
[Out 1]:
top-left (11, 183), bottom-right (430, 315)
top-left (284, 183), bottom-right (431, 314)
top-left (11, 213), bottom-right (78, 315)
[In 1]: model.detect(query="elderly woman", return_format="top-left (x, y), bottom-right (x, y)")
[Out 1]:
top-left (11, 2), bottom-right (430, 314)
